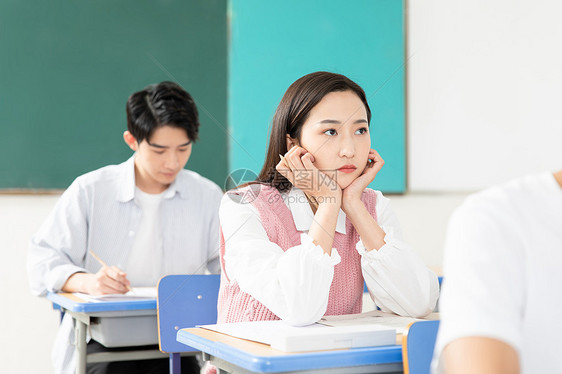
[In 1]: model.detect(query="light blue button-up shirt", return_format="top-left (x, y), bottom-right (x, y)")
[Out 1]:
top-left (28, 155), bottom-right (223, 296)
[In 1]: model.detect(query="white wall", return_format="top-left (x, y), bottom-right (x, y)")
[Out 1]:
top-left (408, 0), bottom-right (562, 191)
top-left (0, 195), bottom-right (60, 374)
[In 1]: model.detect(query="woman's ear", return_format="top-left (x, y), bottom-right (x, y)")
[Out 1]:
top-left (285, 134), bottom-right (297, 151)
top-left (123, 131), bottom-right (139, 151)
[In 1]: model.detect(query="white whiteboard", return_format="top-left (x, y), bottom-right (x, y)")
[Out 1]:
top-left (408, 0), bottom-right (562, 192)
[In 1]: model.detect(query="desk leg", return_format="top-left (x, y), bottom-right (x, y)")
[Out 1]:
top-left (169, 353), bottom-right (181, 374)
top-left (75, 320), bottom-right (87, 374)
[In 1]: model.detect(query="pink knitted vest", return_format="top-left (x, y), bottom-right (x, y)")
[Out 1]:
top-left (216, 185), bottom-right (378, 323)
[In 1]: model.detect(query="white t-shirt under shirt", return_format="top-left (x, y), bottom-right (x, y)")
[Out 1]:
top-left (433, 172), bottom-right (562, 373)
top-left (125, 187), bottom-right (165, 286)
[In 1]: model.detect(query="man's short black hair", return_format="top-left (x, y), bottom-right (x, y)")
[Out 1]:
top-left (126, 81), bottom-right (199, 144)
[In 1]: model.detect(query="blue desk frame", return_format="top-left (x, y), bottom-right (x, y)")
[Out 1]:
top-left (177, 328), bottom-right (403, 374)
top-left (47, 292), bottom-right (165, 374)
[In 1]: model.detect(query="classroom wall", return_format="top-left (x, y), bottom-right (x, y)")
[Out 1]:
top-left (0, 195), bottom-right (61, 373)
top-left (407, 0), bottom-right (562, 191)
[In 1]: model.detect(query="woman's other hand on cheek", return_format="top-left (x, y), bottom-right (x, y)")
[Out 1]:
top-left (341, 149), bottom-right (384, 213)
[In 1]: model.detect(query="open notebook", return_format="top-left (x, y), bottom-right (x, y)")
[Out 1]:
top-left (198, 320), bottom-right (396, 352)
top-left (73, 287), bottom-right (157, 302)
top-left (318, 310), bottom-right (433, 334)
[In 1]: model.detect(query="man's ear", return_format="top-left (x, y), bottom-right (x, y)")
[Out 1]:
top-left (285, 134), bottom-right (298, 151)
top-left (123, 131), bottom-right (138, 151)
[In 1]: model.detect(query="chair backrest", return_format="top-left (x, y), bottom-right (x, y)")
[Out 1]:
top-left (402, 320), bottom-right (440, 374)
top-left (157, 274), bottom-right (221, 353)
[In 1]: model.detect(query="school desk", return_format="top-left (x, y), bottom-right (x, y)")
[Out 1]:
top-left (47, 292), bottom-right (165, 374)
top-left (177, 327), bottom-right (405, 374)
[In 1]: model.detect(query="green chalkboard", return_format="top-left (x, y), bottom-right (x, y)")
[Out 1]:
top-left (0, 0), bottom-right (227, 189)
top-left (229, 0), bottom-right (406, 193)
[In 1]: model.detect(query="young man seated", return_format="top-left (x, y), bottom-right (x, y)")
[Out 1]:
top-left (28, 81), bottom-right (223, 374)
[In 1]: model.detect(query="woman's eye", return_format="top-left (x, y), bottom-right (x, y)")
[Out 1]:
top-left (154, 150), bottom-right (165, 155)
top-left (178, 148), bottom-right (188, 152)
top-left (324, 129), bottom-right (337, 136)
top-left (355, 127), bottom-right (368, 135)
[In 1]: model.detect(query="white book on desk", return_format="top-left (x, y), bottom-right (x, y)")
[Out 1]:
top-left (198, 320), bottom-right (396, 352)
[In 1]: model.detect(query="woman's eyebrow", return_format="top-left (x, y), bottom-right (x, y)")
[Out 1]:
top-left (315, 119), bottom-right (368, 125)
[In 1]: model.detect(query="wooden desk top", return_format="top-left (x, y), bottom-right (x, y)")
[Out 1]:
top-left (47, 292), bottom-right (156, 313)
top-left (187, 326), bottom-right (406, 355)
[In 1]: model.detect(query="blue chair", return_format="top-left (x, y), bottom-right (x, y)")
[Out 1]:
top-left (157, 274), bottom-right (221, 374)
top-left (402, 320), bottom-right (440, 374)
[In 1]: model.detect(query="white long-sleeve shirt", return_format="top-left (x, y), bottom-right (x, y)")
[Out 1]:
top-left (220, 187), bottom-right (439, 325)
top-left (27, 155), bottom-right (223, 374)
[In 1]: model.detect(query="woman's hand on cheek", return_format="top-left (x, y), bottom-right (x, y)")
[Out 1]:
top-left (341, 149), bottom-right (384, 212)
top-left (276, 146), bottom-right (341, 203)
top-left (275, 146), bottom-right (307, 186)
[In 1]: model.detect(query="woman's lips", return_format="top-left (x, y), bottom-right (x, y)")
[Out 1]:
top-left (338, 165), bottom-right (357, 174)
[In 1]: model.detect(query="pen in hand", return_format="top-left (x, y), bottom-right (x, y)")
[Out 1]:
top-left (89, 250), bottom-right (133, 292)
